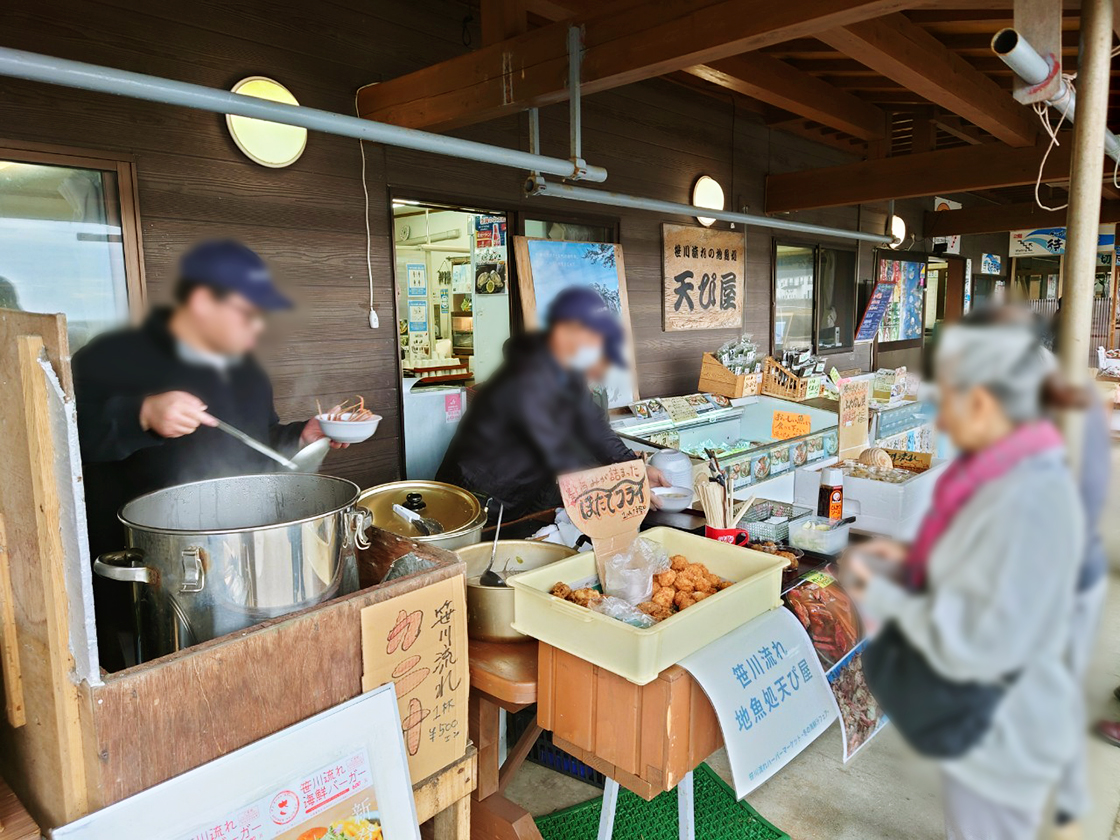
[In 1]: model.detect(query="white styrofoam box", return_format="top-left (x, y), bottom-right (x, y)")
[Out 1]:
top-left (793, 459), bottom-right (949, 541)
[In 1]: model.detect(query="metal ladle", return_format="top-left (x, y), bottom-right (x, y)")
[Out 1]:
top-left (479, 504), bottom-right (506, 587)
top-left (213, 420), bottom-right (333, 472)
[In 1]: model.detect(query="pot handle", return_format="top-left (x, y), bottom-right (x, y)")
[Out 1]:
top-left (93, 549), bottom-right (155, 584)
top-left (347, 507), bottom-right (373, 551)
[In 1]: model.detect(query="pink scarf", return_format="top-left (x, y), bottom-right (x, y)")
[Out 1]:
top-left (906, 420), bottom-right (1065, 590)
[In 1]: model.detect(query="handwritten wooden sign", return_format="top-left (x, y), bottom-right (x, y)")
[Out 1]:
top-left (838, 380), bottom-right (870, 458)
top-left (559, 459), bottom-right (650, 536)
top-left (885, 448), bottom-right (932, 472)
top-left (559, 460), bottom-right (650, 588)
top-left (662, 223), bottom-right (745, 331)
top-left (361, 575), bottom-right (468, 783)
top-left (771, 410), bottom-right (812, 441)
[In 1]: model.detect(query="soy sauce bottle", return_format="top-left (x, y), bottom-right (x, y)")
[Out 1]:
top-left (817, 467), bottom-right (844, 520)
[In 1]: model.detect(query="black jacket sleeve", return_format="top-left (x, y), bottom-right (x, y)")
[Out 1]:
top-left (73, 340), bottom-right (164, 464)
top-left (261, 376), bottom-right (305, 456)
top-left (574, 385), bottom-right (637, 465)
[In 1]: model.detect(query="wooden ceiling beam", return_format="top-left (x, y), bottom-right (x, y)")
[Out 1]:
top-left (816, 14), bottom-right (1039, 146)
top-left (684, 52), bottom-right (889, 140)
top-left (765, 140), bottom-right (1076, 212)
top-left (930, 112), bottom-right (991, 144)
top-left (924, 199), bottom-right (1120, 237)
top-left (356, 0), bottom-right (921, 131)
top-left (481, 0), bottom-right (528, 45)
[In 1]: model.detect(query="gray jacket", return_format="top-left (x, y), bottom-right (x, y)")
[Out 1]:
top-left (865, 449), bottom-right (1084, 809)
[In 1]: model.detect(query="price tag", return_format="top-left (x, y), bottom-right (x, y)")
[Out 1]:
top-left (805, 376), bottom-right (822, 399)
top-left (661, 396), bottom-right (699, 424)
top-left (771, 410), bottom-right (812, 441)
top-left (829, 367), bottom-right (842, 385)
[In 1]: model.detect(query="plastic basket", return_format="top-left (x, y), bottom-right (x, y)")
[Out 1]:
top-left (509, 527), bottom-right (788, 685)
top-left (740, 500), bottom-right (813, 542)
top-left (507, 708), bottom-right (606, 789)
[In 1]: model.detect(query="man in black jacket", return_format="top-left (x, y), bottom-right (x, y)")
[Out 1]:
top-left (437, 286), bottom-right (666, 518)
top-left (74, 240), bottom-right (340, 666)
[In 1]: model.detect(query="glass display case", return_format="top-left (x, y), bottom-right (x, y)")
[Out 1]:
top-left (869, 400), bottom-right (936, 453)
top-left (612, 396), bottom-right (838, 492)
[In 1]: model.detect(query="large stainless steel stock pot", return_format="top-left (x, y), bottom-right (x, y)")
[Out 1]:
top-left (93, 473), bottom-right (371, 662)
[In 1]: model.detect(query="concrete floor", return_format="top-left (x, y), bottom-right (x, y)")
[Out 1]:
top-left (506, 445), bottom-right (1120, 839)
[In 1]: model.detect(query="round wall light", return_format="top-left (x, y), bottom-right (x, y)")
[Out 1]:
top-left (888, 214), bottom-right (907, 249)
top-left (692, 175), bottom-right (725, 227)
top-left (226, 77), bottom-right (307, 168)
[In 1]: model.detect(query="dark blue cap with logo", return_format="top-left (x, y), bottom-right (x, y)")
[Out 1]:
top-left (546, 286), bottom-right (626, 368)
top-left (179, 240), bottom-right (292, 310)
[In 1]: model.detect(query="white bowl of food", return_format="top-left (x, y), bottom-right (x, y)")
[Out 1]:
top-left (652, 485), bottom-right (694, 512)
top-left (316, 398), bottom-right (382, 444)
top-left (317, 412), bottom-right (381, 443)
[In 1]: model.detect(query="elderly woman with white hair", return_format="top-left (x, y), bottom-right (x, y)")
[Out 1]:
top-left (843, 324), bottom-right (1084, 840)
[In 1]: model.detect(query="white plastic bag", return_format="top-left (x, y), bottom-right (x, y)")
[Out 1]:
top-left (601, 536), bottom-right (670, 604)
top-left (591, 595), bottom-right (656, 628)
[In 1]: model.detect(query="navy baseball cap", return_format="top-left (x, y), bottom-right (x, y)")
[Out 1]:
top-left (179, 240), bottom-right (292, 310)
top-left (546, 286), bottom-right (627, 368)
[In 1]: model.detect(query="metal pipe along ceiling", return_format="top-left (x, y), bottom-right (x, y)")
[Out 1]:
top-left (992, 28), bottom-right (1120, 163)
top-left (0, 47), bottom-right (608, 183)
top-left (527, 178), bottom-right (893, 245)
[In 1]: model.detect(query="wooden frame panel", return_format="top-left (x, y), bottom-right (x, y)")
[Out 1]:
top-left (0, 140), bottom-right (148, 319)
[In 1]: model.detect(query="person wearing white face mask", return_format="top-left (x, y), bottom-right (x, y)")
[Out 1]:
top-left (437, 286), bottom-right (669, 520)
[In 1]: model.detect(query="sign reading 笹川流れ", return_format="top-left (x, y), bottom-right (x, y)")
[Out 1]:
top-left (662, 224), bottom-right (745, 331)
top-left (680, 607), bottom-right (835, 797)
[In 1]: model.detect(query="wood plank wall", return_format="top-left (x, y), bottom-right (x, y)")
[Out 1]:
top-left (0, 0), bottom-right (928, 490)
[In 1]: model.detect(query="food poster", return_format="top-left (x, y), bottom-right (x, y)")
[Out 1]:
top-left (474, 261), bottom-right (507, 295)
top-left (680, 607), bottom-right (837, 797)
top-left (827, 641), bottom-right (887, 762)
top-left (783, 572), bottom-right (886, 763)
top-left (360, 576), bottom-right (468, 784)
top-left (474, 215), bottom-right (507, 249)
top-left (783, 572), bottom-right (863, 672)
top-left (181, 749), bottom-right (382, 840)
top-left (876, 259), bottom-right (925, 343)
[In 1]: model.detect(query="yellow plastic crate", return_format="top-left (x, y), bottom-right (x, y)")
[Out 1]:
top-left (509, 527), bottom-right (788, 685)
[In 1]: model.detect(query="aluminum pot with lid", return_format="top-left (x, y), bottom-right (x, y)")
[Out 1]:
top-left (93, 473), bottom-right (372, 663)
top-left (356, 480), bottom-right (487, 552)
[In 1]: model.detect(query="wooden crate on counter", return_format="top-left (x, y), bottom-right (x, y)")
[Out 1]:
top-left (697, 353), bottom-right (761, 399)
top-left (535, 643), bottom-right (722, 801)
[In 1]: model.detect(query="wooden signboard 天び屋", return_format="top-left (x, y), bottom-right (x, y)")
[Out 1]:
top-left (661, 224), bottom-right (745, 331)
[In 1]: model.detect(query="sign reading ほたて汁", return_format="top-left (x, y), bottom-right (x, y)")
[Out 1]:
top-left (662, 223), bottom-right (745, 331)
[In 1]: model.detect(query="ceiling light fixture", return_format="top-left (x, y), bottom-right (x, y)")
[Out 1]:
top-left (692, 175), bottom-right (725, 227)
top-left (226, 77), bottom-right (307, 168)
top-left (888, 214), bottom-right (907, 249)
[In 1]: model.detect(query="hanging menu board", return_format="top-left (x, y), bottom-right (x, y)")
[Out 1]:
top-left (855, 282), bottom-right (894, 343)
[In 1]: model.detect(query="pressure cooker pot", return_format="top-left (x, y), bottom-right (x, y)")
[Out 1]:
top-left (93, 473), bottom-right (372, 663)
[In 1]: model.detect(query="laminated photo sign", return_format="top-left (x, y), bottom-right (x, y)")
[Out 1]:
top-left (559, 459), bottom-right (650, 586)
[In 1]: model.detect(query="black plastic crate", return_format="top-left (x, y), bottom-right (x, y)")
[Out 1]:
top-left (507, 706), bottom-right (606, 789)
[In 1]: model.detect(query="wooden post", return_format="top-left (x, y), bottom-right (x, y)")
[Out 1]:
top-left (1059, 0), bottom-right (1113, 463)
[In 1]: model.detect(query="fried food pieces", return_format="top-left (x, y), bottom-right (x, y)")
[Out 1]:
top-left (548, 553), bottom-right (731, 624)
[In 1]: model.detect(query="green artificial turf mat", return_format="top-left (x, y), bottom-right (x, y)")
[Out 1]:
top-left (534, 762), bottom-right (788, 840)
